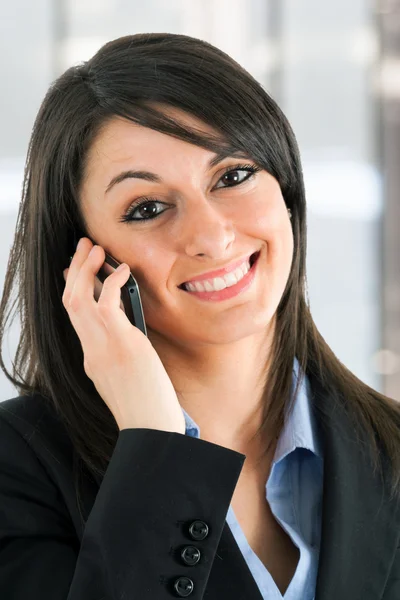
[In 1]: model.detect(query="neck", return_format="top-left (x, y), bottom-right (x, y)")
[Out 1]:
top-left (147, 320), bottom-right (276, 459)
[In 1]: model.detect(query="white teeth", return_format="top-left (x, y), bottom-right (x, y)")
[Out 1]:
top-left (185, 259), bottom-right (251, 292)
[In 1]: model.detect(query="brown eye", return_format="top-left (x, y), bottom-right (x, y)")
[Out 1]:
top-left (214, 164), bottom-right (261, 189)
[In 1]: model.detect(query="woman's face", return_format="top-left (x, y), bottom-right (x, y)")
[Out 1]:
top-left (79, 107), bottom-right (294, 348)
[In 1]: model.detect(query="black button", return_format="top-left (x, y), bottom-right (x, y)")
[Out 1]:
top-left (181, 545), bottom-right (201, 566)
top-left (173, 576), bottom-right (194, 597)
top-left (188, 520), bottom-right (209, 541)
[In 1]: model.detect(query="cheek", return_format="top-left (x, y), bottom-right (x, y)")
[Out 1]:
top-left (121, 242), bottom-right (155, 276)
top-left (128, 250), bottom-right (173, 292)
top-left (273, 232), bottom-right (294, 280)
top-left (238, 192), bottom-right (284, 234)
top-left (263, 218), bottom-right (294, 271)
top-left (236, 196), bottom-right (269, 230)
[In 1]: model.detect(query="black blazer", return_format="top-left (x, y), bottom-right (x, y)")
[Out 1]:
top-left (0, 373), bottom-right (399, 600)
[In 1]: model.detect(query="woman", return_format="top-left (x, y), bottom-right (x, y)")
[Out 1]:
top-left (0, 32), bottom-right (399, 600)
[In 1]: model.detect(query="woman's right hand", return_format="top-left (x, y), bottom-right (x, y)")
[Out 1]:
top-left (62, 237), bottom-right (186, 435)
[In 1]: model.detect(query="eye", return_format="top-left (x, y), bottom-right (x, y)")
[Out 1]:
top-left (214, 163), bottom-right (261, 189)
top-left (119, 162), bottom-right (262, 223)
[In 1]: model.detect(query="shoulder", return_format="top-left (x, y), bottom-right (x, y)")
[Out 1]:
top-left (1, 393), bottom-right (54, 426)
top-left (0, 393), bottom-right (75, 470)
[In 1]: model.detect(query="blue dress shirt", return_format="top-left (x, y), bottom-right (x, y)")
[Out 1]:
top-left (182, 357), bottom-right (324, 599)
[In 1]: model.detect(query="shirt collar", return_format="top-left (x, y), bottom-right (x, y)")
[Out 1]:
top-left (182, 406), bottom-right (199, 438)
top-left (273, 356), bottom-right (323, 464)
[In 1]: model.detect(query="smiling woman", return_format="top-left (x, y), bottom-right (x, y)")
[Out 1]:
top-left (0, 32), bottom-right (399, 600)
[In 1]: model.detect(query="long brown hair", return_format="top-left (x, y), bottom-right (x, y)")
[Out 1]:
top-left (1, 33), bottom-right (399, 524)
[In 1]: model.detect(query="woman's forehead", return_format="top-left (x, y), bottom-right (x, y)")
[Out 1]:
top-left (83, 115), bottom-right (223, 182)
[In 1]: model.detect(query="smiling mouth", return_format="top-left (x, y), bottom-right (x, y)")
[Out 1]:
top-left (177, 251), bottom-right (260, 290)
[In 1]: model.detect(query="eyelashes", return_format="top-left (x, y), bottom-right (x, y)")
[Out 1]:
top-left (118, 163), bottom-right (262, 224)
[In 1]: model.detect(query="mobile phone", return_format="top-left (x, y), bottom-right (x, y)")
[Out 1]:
top-left (68, 234), bottom-right (147, 337)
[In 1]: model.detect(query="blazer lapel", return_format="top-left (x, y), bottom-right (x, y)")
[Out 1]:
top-left (310, 372), bottom-right (400, 600)
top-left (204, 522), bottom-right (264, 599)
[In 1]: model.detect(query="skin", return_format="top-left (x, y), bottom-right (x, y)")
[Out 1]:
top-left (79, 106), bottom-right (294, 471)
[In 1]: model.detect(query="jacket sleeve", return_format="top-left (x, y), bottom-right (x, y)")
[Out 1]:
top-left (0, 411), bottom-right (246, 599)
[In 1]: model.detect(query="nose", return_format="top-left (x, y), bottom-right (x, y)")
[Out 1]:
top-left (177, 195), bottom-right (235, 258)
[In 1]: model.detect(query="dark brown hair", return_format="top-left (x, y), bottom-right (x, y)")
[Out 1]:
top-left (1, 33), bottom-right (400, 523)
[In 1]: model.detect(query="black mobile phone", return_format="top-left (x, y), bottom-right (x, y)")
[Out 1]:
top-left (68, 234), bottom-right (147, 337)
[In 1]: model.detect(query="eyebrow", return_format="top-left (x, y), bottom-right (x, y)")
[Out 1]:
top-left (105, 150), bottom-right (248, 194)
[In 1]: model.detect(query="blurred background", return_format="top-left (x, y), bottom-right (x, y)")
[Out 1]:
top-left (0, 0), bottom-right (399, 402)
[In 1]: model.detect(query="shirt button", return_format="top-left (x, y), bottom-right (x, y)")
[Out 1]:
top-left (188, 520), bottom-right (209, 541)
top-left (181, 545), bottom-right (201, 566)
top-left (173, 576), bottom-right (194, 597)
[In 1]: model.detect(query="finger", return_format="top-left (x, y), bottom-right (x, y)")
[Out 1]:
top-left (62, 237), bottom-right (94, 304)
top-left (63, 244), bottom-right (132, 360)
top-left (67, 244), bottom-right (106, 311)
top-left (94, 271), bottom-right (127, 313)
top-left (63, 243), bottom-right (111, 354)
top-left (96, 263), bottom-right (133, 332)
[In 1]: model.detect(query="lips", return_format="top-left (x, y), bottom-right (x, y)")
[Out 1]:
top-left (178, 251), bottom-right (260, 290)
